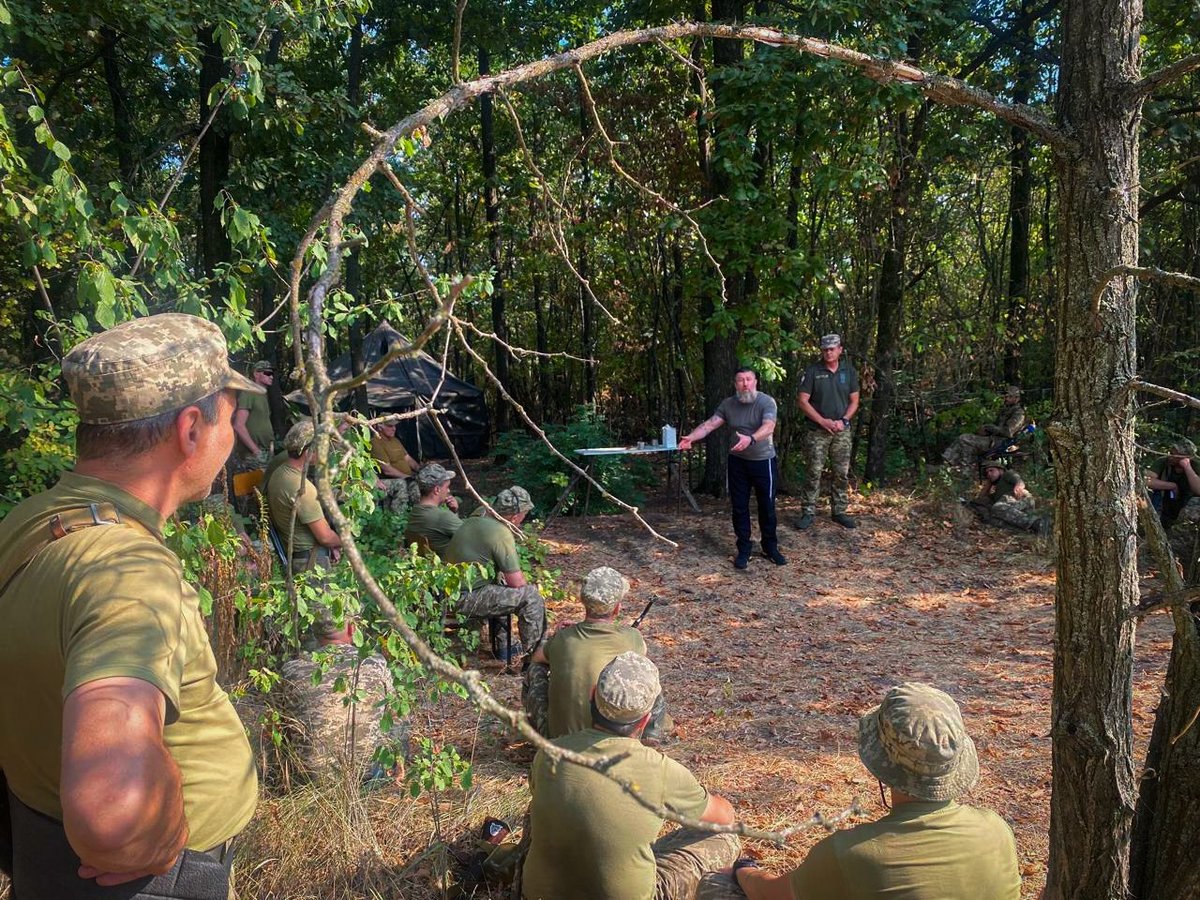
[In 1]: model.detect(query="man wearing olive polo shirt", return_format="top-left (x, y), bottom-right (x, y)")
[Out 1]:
top-left (232, 359), bottom-right (276, 469)
top-left (797, 333), bottom-right (860, 530)
top-left (0, 314), bottom-right (259, 897)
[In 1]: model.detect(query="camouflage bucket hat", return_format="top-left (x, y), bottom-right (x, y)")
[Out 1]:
top-left (820, 333), bottom-right (842, 349)
top-left (857, 682), bottom-right (979, 802)
top-left (417, 463), bottom-right (457, 488)
top-left (284, 419), bottom-right (315, 453)
top-left (494, 485), bottom-right (534, 515)
top-left (581, 566), bottom-right (630, 616)
top-left (595, 652), bottom-right (660, 725)
top-left (1170, 438), bottom-right (1197, 458)
top-left (63, 313), bottom-right (264, 425)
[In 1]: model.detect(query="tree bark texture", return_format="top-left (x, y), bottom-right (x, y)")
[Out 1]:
top-left (1044, 0), bottom-right (1143, 895)
top-left (198, 25), bottom-right (232, 302)
top-left (1129, 504), bottom-right (1200, 900)
top-left (99, 27), bottom-right (135, 189)
top-left (346, 17), bottom-right (369, 415)
top-left (1003, 4), bottom-right (1035, 386)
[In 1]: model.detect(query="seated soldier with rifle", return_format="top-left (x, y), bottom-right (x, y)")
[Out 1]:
top-left (523, 566), bottom-right (671, 741)
top-left (942, 385), bottom-right (1026, 467)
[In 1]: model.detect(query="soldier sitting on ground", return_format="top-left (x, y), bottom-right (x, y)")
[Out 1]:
top-left (267, 420), bottom-right (343, 572)
top-left (279, 616), bottom-right (408, 785)
top-left (404, 463), bottom-right (462, 557)
top-left (942, 385), bottom-right (1026, 467)
top-left (523, 566), bottom-right (671, 741)
top-left (1146, 438), bottom-right (1200, 581)
top-left (522, 652), bottom-right (740, 900)
top-left (444, 485), bottom-right (547, 665)
top-left (966, 460), bottom-right (1049, 535)
top-left (728, 683), bottom-right (1020, 900)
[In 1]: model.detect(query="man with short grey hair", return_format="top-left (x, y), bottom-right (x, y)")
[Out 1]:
top-left (680, 367), bottom-right (784, 570)
top-left (0, 313), bottom-right (259, 896)
top-left (404, 463), bottom-right (462, 556)
top-left (729, 682), bottom-right (1020, 900)
top-left (524, 566), bottom-right (671, 740)
top-left (444, 485), bottom-right (546, 662)
top-left (522, 652), bottom-right (739, 900)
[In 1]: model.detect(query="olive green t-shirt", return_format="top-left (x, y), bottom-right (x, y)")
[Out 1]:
top-left (522, 729), bottom-right (709, 900)
top-left (788, 801), bottom-right (1021, 900)
top-left (983, 471), bottom-right (1023, 505)
top-left (444, 516), bottom-right (521, 575)
top-left (405, 503), bottom-right (462, 557)
top-left (267, 463), bottom-right (325, 553)
top-left (0, 472), bottom-right (257, 850)
top-left (237, 389), bottom-right (275, 452)
top-left (544, 621), bottom-right (646, 738)
top-left (262, 449), bottom-right (289, 489)
top-left (370, 433), bottom-right (415, 476)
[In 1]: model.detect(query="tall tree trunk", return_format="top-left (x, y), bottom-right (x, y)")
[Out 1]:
top-left (99, 27), bottom-right (135, 188)
top-left (864, 94), bottom-right (928, 482)
top-left (1043, 0), bottom-right (1143, 895)
top-left (578, 83), bottom-right (596, 406)
top-left (1003, 2), bottom-right (1035, 385)
top-left (479, 46), bottom-right (510, 430)
top-left (198, 25), bottom-right (231, 303)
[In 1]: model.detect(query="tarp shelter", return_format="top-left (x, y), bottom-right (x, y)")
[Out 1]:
top-left (290, 322), bottom-right (489, 459)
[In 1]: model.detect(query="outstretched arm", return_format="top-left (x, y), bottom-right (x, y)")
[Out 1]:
top-left (679, 414), bottom-right (725, 451)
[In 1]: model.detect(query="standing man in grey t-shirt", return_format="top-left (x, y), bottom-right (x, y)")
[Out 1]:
top-left (679, 367), bottom-right (784, 570)
top-left (797, 333), bottom-right (861, 529)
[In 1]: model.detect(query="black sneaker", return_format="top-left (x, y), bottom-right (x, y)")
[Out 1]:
top-left (762, 548), bottom-right (787, 565)
top-left (831, 513), bottom-right (857, 529)
top-left (796, 512), bottom-right (815, 530)
top-left (734, 551), bottom-right (750, 570)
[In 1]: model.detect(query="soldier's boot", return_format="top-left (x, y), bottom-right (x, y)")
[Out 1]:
top-left (796, 512), bottom-right (815, 530)
top-left (832, 513), bottom-right (857, 529)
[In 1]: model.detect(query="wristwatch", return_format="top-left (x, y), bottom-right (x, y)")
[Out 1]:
top-left (841, 417), bottom-right (852, 427)
top-left (733, 857), bottom-right (760, 874)
top-left (748, 435), bottom-right (757, 445)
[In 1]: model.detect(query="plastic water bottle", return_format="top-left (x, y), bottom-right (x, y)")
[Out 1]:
top-left (662, 425), bottom-right (677, 449)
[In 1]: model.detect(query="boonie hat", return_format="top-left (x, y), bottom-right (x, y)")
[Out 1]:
top-left (857, 682), bottom-right (979, 801)
top-left (1170, 438), bottom-right (1197, 458)
top-left (253, 360), bottom-right (274, 373)
top-left (595, 652), bottom-right (660, 725)
top-left (417, 463), bottom-right (457, 488)
top-left (820, 333), bottom-right (842, 349)
top-left (284, 419), bottom-right (315, 453)
top-left (494, 485), bottom-right (534, 515)
top-left (581, 567), bottom-right (630, 616)
top-left (63, 313), bottom-right (263, 425)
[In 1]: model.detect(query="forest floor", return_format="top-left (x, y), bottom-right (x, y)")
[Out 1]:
top-left (235, 467), bottom-right (1175, 899)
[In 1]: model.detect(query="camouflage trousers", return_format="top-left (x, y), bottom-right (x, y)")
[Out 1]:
top-left (231, 447), bottom-right (272, 474)
top-left (279, 647), bottom-right (409, 783)
top-left (653, 829), bottom-right (741, 900)
top-left (1168, 498), bottom-right (1200, 584)
top-left (522, 663), bottom-right (671, 739)
top-left (457, 583), bottom-right (546, 650)
top-left (942, 433), bottom-right (994, 467)
top-left (377, 477), bottom-right (411, 514)
top-left (800, 427), bottom-right (853, 515)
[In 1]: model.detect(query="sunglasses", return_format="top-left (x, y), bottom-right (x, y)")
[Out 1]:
top-left (260, 370), bottom-right (274, 376)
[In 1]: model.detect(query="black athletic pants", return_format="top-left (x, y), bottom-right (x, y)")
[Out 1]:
top-left (727, 454), bottom-right (778, 556)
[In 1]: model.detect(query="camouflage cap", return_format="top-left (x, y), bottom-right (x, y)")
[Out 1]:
top-left (1170, 438), bottom-right (1197, 458)
top-left (595, 652), bottom-right (660, 725)
top-left (857, 682), bottom-right (979, 801)
top-left (253, 360), bottom-right (274, 373)
top-left (417, 463), bottom-right (457, 488)
top-left (284, 419), bottom-right (315, 454)
top-left (820, 333), bottom-right (842, 349)
top-left (63, 313), bottom-right (263, 425)
top-left (1004, 384), bottom-right (1023, 398)
top-left (494, 485), bottom-right (534, 515)
top-left (581, 566), bottom-right (630, 615)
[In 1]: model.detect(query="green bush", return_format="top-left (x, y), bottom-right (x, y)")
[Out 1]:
top-left (492, 404), bottom-right (652, 515)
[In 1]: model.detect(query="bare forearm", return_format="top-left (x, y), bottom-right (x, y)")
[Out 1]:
top-left (685, 415), bottom-right (724, 443)
top-left (233, 421), bottom-right (258, 453)
top-left (797, 396), bottom-right (825, 426)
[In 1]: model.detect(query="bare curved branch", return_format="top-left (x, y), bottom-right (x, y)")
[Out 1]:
top-left (1133, 54), bottom-right (1200, 100)
top-left (1092, 264), bottom-right (1200, 316)
top-left (1131, 379), bottom-right (1200, 412)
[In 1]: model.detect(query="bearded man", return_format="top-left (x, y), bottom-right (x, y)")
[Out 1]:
top-left (680, 367), bottom-right (783, 570)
